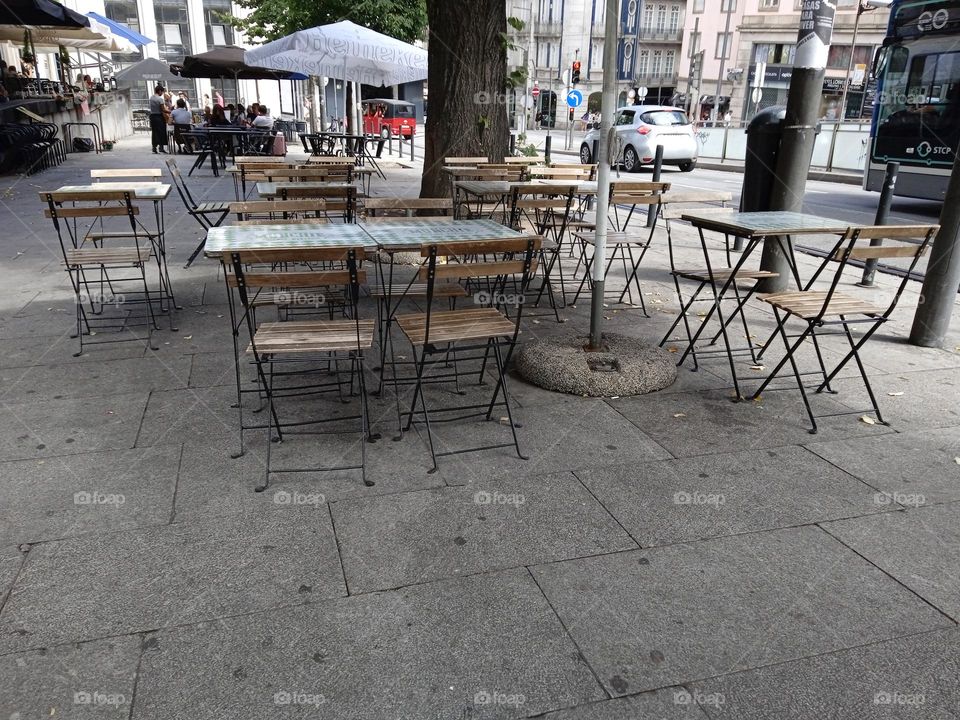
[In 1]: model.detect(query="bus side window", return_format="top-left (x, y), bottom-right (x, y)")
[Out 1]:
top-left (889, 46), bottom-right (909, 75)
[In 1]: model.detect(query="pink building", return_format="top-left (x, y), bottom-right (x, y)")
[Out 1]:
top-left (678, 0), bottom-right (890, 123)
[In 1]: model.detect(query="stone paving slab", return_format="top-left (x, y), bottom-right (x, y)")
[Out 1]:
top-left (135, 384), bottom-right (238, 447)
top-left (576, 445), bottom-right (884, 547)
top-left (0, 546), bottom-right (23, 608)
top-left (0, 392), bottom-right (148, 461)
top-left (0, 355), bottom-right (191, 403)
top-left (174, 431), bottom-right (443, 521)
top-left (423, 396), bottom-right (671, 485)
top-left (0, 444), bottom-right (180, 547)
top-left (530, 526), bottom-right (953, 696)
top-left (539, 690), bottom-right (710, 719)
top-left (822, 503), bottom-right (960, 621)
top-left (332, 472), bottom-right (637, 592)
top-left (806, 428), bottom-right (960, 506)
top-left (0, 331), bottom-right (147, 369)
top-left (0, 508), bottom-right (345, 653)
top-left (691, 628), bottom-right (960, 718)
top-left (832, 368), bottom-right (960, 430)
top-left (610, 388), bottom-right (893, 458)
top-left (1, 636), bottom-right (141, 719)
top-left (132, 569), bottom-right (606, 719)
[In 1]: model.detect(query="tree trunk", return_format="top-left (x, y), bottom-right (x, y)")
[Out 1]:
top-left (420, 0), bottom-right (509, 198)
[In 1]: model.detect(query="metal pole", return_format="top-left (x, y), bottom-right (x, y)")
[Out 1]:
top-left (589, 0), bottom-right (620, 349)
top-left (838, 4), bottom-right (863, 127)
top-left (544, 134), bottom-right (552, 164)
top-left (646, 145), bottom-right (664, 227)
top-left (827, 4), bottom-right (864, 171)
top-left (759, 0), bottom-right (837, 292)
top-left (910, 153), bottom-right (960, 347)
top-left (859, 161), bottom-right (898, 286)
top-left (711, 1), bottom-right (734, 124)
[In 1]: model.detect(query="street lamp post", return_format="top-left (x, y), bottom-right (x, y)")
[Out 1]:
top-left (711, 0), bottom-right (734, 124)
top-left (839, 0), bottom-right (890, 120)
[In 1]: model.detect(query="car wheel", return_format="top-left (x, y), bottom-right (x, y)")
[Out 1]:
top-left (579, 143), bottom-right (592, 164)
top-left (623, 145), bottom-right (640, 172)
top-left (380, 127), bottom-right (390, 139)
top-left (679, 160), bottom-right (697, 172)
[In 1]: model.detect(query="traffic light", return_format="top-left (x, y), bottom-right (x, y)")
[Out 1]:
top-left (571, 61), bottom-right (581, 85)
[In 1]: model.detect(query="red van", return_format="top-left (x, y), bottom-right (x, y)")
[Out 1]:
top-left (362, 99), bottom-right (416, 138)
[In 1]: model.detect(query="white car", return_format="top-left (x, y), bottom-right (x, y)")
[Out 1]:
top-left (580, 105), bottom-right (698, 172)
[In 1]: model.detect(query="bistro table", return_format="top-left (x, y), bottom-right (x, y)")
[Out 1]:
top-left (672, 210), bottom-right (851, 399)
top-left (54, 182), bottom-right (178, 312)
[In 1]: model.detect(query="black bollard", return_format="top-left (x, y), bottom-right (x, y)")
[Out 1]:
top-left (544, 135), bottom-right (552, 165)
top-left (859, 161), bottom-right (898, 287)
top-left (646, 144), bottom-right (664, 228)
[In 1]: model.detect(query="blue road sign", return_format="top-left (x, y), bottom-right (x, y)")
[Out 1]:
top-left (567, 90), bottom-right (583, 108)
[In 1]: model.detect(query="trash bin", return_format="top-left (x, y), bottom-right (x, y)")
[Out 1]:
top-left (741, 106), bottom-right (786, 213)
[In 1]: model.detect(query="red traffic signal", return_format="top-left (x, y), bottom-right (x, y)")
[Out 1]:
top-left (571, 61), bottom-right (581, 85)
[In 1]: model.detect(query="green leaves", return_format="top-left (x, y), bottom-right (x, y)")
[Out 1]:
top-left (228, 0), bottom-right (427, 44)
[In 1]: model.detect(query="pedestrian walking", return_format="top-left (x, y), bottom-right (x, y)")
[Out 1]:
top-left (149, 84), bottom-right (168, 154)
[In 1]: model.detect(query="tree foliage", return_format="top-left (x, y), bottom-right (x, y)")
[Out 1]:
top-left (228, 0), bottom-right (427, 44)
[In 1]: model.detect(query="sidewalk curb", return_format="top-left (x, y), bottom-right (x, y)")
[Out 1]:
top-left (542, 149), bottom-right (863, 186)
top-left (695, 160), bottom-right (862, 186)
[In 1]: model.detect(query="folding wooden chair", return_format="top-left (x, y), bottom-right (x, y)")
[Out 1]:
top-left (279, 185), bottom-right (357, 223)
top-left (752, 224), bottom-right (938, 432)
top-left (362, 197), bottom-right (454, 218)
top-left (394, 237), bottom-right (541, 471)
top-left (41, 190), bottom-right (159, 356)
top-left (165, 158), bottom-right (230, 267)
top-left (226, 246), bottom-right (376, 489)
top-left (263, 165), bottom-right (354, 184)
top-left (571, 182), bottom-right (669, 312)
top-left (229, 199), bottom-right (328, 224)
top-left (508, 183), bottom-right (575, 320)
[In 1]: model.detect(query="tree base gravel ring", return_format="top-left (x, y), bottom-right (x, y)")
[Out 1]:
top-left (515, 332), bottom-right (677, 397)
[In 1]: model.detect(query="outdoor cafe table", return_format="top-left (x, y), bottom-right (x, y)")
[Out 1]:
top-left (675, 210), bottom-right (851, 399)
top-left (54, 182), bottom-right (177, 310)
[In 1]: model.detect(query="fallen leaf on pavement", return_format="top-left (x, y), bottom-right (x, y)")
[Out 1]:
top-left (887, 391), bottom-right (904, 397)
top-left (859, 415), bottom-right (876, 425)
top-left (673, 412), bottom-right (686, 418)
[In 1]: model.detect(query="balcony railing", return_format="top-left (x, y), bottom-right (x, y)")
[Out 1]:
top-left (633, 70), bottom-right (680, 85)
top-left (637, 28), bottom-right (684, 42)
top-left (533, 22), bottom-right (562, 36)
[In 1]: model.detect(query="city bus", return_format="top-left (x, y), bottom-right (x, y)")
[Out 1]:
top-left (866, 0), bottom-right (960, 200)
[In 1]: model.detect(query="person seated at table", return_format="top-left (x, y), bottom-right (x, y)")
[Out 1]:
top-left (252, 105), bottom-right (274, 129)
top-left (171, 98), bottom-right (194, 153)
top-left (232, 104), bottom-right (247, 126)
top-left (206, 104), bottom-right (231, 128)
top-left (246, 102), bottom-right (260, 124)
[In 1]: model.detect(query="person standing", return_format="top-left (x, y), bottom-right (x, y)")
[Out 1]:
top-left (149, 84), bottom-right (168, 154)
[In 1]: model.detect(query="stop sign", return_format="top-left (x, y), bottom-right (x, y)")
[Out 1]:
top-left (532, 86), bottom-right (540, 98)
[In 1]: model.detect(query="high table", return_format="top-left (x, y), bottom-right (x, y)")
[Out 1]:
top-left (673, 210), bottom-right (850, 398)
top-left (54, 182), bottom-right (178, 312)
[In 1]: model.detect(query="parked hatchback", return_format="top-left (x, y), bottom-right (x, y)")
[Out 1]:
top-left (580, 105), bottom-right (698, 172)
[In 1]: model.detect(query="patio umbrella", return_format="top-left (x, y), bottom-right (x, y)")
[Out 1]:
top-left (0, 16), bottom-right (136, 52)
top-left (114, 57), bottom-right (179, 86)
top-left (86, 11), bottom-right (153, 48)
top-left (173, 45), bottom-right (306, 81)
top-left (0, 0), bottom-right (88, 27)
top-left (244, 20), bottom-right (428, 87)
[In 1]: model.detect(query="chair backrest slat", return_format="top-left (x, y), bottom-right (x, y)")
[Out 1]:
top-left (418, 259), bottom-right (537, 281)
top-left (234, 270), bottom-right (365, 288)
top-left (230, 247), bottom-right (366, 264)
top-left (230, 199), bottom-right (326, 215)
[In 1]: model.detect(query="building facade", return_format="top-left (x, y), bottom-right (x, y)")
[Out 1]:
top-left (506, 0), bottom-right (687, 123)
top-left (678, 0), bottom-right (890, 123)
